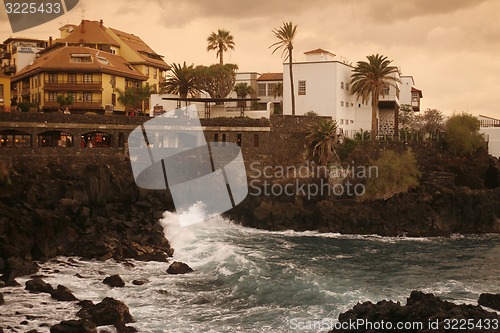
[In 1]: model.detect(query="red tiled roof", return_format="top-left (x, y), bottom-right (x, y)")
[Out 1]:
top-left (304, 48), bottom-right (335, 56)
top-left (59, 20), bottom-right (120, 47)
top-left (257, 73), bottom-right (283, 81)
top-left (411, 87), bottom-right (423, 98)
top-left (109, 28), bottom-right (170, 70)
top-left (13, 46), bottom-right (148, 82)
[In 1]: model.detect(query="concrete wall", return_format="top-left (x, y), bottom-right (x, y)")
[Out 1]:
top-left (481, 127), bottom-right (500, 157)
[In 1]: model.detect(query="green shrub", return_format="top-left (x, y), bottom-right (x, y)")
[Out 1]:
top-left (362, 149), bottom-right (420, 201)
top-left (304, 110), bottom-right (319, 117)
top-left (338, 138), bottom-right (358, 161)
top-left (445, 113), bottom-right (485, 155)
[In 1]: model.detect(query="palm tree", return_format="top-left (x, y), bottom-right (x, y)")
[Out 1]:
top-left (233, 82), bottom-right (255, 110)
top-left (306, 119), bottom-right (339, 166)
top-left (160, 62), bottom-right (198, 98)
top-left (272, 82), bottom-right (283, 99)
top-left (207, 29), bottom-right (235, 65)
top-left (350, 54), bottom-right (400, 141)
top-left (270, 22), bottom-right (297, 115)
top-left (116, 84), bottom-right (155, 114)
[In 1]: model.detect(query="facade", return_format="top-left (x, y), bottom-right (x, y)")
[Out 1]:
top-left (11, 46), bottom-right (148, 113)
top-left (283, 48), bottom-right (422, 137)
top-left (256, 73), bottom-right (283, 113)
top-left (12, 20), bottom-right (170, 114)
top-left (0, 74), bottom-right (11, 112)
top-left (1, 38), bottom-right (48, 75)
top-left (400, 76), bottom-right (423, 111)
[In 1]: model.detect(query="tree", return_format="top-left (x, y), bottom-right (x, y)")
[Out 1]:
top-left (419, 108), bottom-right (445, 137)
top-left (350, 54), bottom-right (400, 141)
top-left (306, 118), bottom-right (339, 166)
top-left (192, 63), bottom-right (238, 99)
top-left (57, 94), bottom-right (74, 109)
top-left (233, 82), bottom-right (255, 99)
top-left (160, 62), bottom-right (198, 98)
top-left (273, 82), bottom-right (283, 99)
top-left (116, 84), bottom-right (155, 113)
top-left (207, 29), bottom-right (235, 65)
top-left (398, 104), bottom-right (415, 130)
top-left (445, 113), bottom-right (485, 155)
top-left (270, 22), bottom-right (297, 115)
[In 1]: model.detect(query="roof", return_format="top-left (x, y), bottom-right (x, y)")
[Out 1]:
top-left (58, 20), bottom-right (120, 47)
top-left (0, 73), bottom-right (11, 79)
top-left (12, 46), bottom-right (148, 82)
top-left (411, 87), bottom-right (423, 98)
top-left (257, 73), bottom-right (283, 81)
top-left (109, 28), bottom-right (170, 70)
top-left (478, 114), bottom-right (500, 121)
top-left (3, 37), bottom-right (47, 44)
top-left (304, 48), bottom-right (336, 56)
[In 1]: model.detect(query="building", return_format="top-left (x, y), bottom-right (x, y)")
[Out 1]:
top-left (1, 37), bottom-right (48, 75)
top-left (400, 76), bottom-right (423, 111)
top-left (12, 46), bottom-right (148, 113)
top-left (0, 74), bottom-right (11, 112)
top-left (479, 115), bottom-right (500, 158)
top-left (256, 73), bottom-right (283, 113)
top-left (282, 48), bottom-right (422, 136)
top-left (11, 20), bottom-right (170, 114)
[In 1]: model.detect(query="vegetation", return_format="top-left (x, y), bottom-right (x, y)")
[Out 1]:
top-left (207, 29), bottom-right (235, 65)
top-left (398, 104), bottom-right (415, 130)
top-left (160, 62), bottom-right (198, 98)
top-left (362, 150), bottom-right (420, 201)
top-left (57, 94), bottom-right (74, 109)
top-left (304, 111), bottom-right (319, 117)
top-left (16, 101), bottom-right (36, 112)
top-left (272, 82), bottom-right (284, 114)
top-left (270, 22), bottom-right (298, 115)
top-left (233, 82), bottom-right (255, 99)
top-left (445, 113), bottom-right (485, 155)
top-left (419, 108), bottom-right (445, 138)
top-left (306, 118), bottom-right (339, 165)
top-left (350, 54), bottom-right (400, 141)
top-left (337, 138), bottom-right (358, 161)
top-left (117, 84), bottom-right (155, 113)
top-left (192, 63), bottom-right (238, 99)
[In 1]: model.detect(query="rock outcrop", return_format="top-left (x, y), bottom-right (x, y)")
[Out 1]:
top-left (479, 293), bottom-right (500, 311)
top-left (103, 274), bottom-right (125, 288)
top-left (77, 297), bottom-right (134, 331)
top-left (330, 291), bottom-right (500, 333)
top-left (167, 261), bottom-right (193, 275)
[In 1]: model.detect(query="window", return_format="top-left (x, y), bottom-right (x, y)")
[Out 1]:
top-left (48, 73), bottom-right (58, 83)
top-left (0, 84), bottom-right (3, 100)
top-left (346, 83), bottom-right (349, 90)
top-left (145, 66), bottom-right (149, 76)
top-left (214, 133), bottom-right (219, 142)
top-left (340, 119), bottom-right (344, 125)
top-left (236, 134), bottom-right (242, 147)
top-left (68, 74), bottom-right (77, 84)
top-left (267, 83), bottom-right (276, 97)
top-left (258, 83), bottom-right (266, 97)
top-left (83, 92), bottom-right (92, 102)
top-left (254, 134), bottom-right (259, 147)
top-left (341, 82), bottom-right (344, 89)
top-left (345, 102), bottom-right (349, 108)
top-left (221, 133), bottom-right (227, 147)
top-left (47, 92), bottom-right (58, 102)
top-left (70, 53), bottom-right (92, 63)
top-left (382, 85), bottom-right (390, 95)
top-left (154, 68), bottom-right (158, 79)
top-left (341, 101), bottom-right (344, 107)
top-left (298, 80), bottom-right (306, 95)
top-left (412, 92), bottom-right (420, 102)
top-left (83, 74), bottom-right (92, 84)
top-left (111, 93), bottom-right (116, 106)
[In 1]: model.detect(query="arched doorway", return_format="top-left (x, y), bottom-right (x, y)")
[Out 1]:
top-left (38, 131), bottom-right (74, 147)
top-left (81, 131), bottom-right (113, 148)
top-left (0, 130), bottom-right (32, 147)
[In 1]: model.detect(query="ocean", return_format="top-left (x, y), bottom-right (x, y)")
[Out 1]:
top-left (1, 209), bottom-right (499, 332)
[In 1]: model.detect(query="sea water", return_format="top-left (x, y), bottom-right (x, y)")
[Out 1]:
top-left (1, 209), bottom-right (499, 332)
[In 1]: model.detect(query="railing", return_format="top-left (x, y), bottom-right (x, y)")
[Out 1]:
top-left (2, 65), bottom-right (16, 74)
top-left (343, 129), bottom-right (445, 142)
top-left (44, 101), bottom-right (103, 109)
top-left (1, 51), bottom-right (11, 59)
top-left (44, 81), bottom-right (102, 91)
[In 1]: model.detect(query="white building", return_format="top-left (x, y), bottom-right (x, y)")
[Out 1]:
top-left (1, 38), bottom-right (48, 75)
top-left (479, 115), bottom-right (500, 157)
top-left (283, 48), bottom-right (423, 137)
top-left (400, 76), bottom-right (423, 111)
top-left (256, 73), bottom-right (283, 113)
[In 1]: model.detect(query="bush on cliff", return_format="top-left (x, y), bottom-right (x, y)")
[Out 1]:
top-left (445, 113), bottom-right (485, 155)
top-left (361, 149), bottom-right (420, 201)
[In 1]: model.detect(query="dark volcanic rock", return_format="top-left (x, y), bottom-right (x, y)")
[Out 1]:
top-left (25, 278), bottom-right (54, 294)
top-left (167, 261), bottom-right (193, 275)
top-left (132, 280), bottom-right (147, 286)
top-left (1, 257), bottom-right (39, 283)
top-left (50, 319), bottom-right (97, 333)
top-left (77, 297), bottom-right (134, 328)
top-left (479, 293), bottom-right (500, 311)
top-left (51, 285), bottom-right (78, 302)
top-left (0, 292), bottom-right (4, 305)
top-left (103, 274), bottom-right (125, 288)
top-left (330, 291), bottom-right (499, 332)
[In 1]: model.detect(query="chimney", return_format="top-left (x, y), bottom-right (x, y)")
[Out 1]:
top-left (49, 36), bottom-right (53, 46)
top-left (100, 19), bottom-right (103, 28)
top-left (81, 19), bottom-right (85, 33)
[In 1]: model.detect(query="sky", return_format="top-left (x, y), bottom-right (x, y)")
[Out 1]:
top-left (1, 0), bottom-right (500, 117)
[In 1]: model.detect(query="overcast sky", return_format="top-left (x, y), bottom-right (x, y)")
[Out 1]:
top-left (1, 0), bottom-right (499, 117)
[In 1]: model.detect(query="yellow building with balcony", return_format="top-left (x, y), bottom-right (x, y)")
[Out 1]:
top-left (0, 73), bottom-right (11, 112)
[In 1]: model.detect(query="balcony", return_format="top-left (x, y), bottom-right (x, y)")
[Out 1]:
top-left (44, 81), bottom-right (103, 91)
top-left (2, 64), bottom-right (16, 75)
top-left (21, 88), bottom-right (30, 96)
top-left (1, 51), bottom-right (11, 59)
